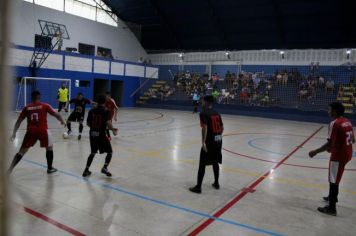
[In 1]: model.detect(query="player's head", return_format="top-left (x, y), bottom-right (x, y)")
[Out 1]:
top-left (97, 94), bottom-right (106, 106)
top-left (31, 90), bottom-right (41, 102)
top-left (77, 92), bottom-right (83, 100)
top-left (105, 91), bottom-right (111, 100)
top-left (61, 82), bottom-right (66, 88)
top-left (202, 95), bottom-right (214, 109)
top-left (329, 102), bottom-right (345, 118)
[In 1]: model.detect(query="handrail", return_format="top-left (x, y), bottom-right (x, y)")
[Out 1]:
top-left (130, 70), bottom-right (158, 98)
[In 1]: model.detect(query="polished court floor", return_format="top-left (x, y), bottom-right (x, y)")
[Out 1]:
top-left (7, 108), bottom-right (356, 236)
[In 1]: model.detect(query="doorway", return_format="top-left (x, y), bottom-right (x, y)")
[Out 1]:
top-left (110, 80), bottom-right (124, 106)
top-left (93, 79), bottom-right (109, 101)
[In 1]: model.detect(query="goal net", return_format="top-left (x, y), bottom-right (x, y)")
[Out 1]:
top-left (15, 77), bottom-right (71, 112)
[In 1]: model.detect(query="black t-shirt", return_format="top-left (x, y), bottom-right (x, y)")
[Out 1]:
top-left (70, 98), bottom-right (91, 114)
top-left (200, 109), bottom-right (223, 146)
top-left (87, 106), bottom-right (110, 137)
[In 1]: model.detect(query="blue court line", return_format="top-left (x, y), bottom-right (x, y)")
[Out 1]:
top-left (247, 137), bottom-right (331, 160)
top-left (22, 159), bottom-right (283, 236)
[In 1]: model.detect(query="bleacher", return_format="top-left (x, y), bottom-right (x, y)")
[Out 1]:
top-left (141, 65), bottom-right (356, 120)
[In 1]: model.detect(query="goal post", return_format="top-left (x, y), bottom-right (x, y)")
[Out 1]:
top-left (15, 77), bottom-right (71, 112)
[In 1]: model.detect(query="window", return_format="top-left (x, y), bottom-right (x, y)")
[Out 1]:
top-left (65, 0), bottom-right (96, 21)
top-left (75, 80), bottom-right (90, 88)
top-left (35, 0), bottom-right (64, 11)
top-left (22, 0), bottom-right (118, 27)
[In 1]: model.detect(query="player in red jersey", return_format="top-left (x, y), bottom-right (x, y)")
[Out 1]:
top-left (104, 92), bottom-right (118, 139)
top-left (9, 91), bottom-right (66, 174)
top-left (309, 102), bottom-right (354, 216)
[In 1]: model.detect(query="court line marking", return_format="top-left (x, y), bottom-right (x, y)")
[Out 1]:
top-left (17, 204), bottom-right (86, 236)
top-left (187, 126), bottom-right (323, 236)
top-left (21, 159), bottom-right (283, 236)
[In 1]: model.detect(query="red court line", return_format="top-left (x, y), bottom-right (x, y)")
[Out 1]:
top-left (223, 147), bottom-right (356, 171)
top-left (22, 206), bottom-right (86, 236)
top-left (188, 126), bottom-right (323, 236)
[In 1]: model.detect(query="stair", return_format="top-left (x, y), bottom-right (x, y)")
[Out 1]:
top-left (136, 80), bottom-right (166, 105)
top-left (337, 85), bottom-right (355, 114)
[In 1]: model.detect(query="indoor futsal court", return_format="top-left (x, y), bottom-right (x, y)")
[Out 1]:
top-left (1, 0), bottom-right (356, 236)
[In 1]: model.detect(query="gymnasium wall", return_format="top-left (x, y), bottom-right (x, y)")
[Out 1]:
top-left (11, 0), bottom-right (146, 62)
top-left (10, 45), bottom-right (159, 108)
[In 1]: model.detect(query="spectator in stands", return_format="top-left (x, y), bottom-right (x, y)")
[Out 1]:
top-left (55, 29), bottom-right (63, 51)
top-left (326, 79), bottom-right (335, 93)
top-left (192, 92), bottom-right (199, 113)
top-left (212, 89), bottom-right (220, 102)
top-left (318, 76), bottom-right (325, 87)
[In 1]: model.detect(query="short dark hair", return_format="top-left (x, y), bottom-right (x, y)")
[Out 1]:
top-left (31, 90), bottom-right (41, 101)
top-left (105, 91), bottom-right (111, 95)
top-left (329, 102), bottom-right (345, 116)
top-left (203, 95), bottom-right (214, 104)
top-left (77, 92), bottom-right (83, 96)
top-left (97, 94), bottom-right (106, 105)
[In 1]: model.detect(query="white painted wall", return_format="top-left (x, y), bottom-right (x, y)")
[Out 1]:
top-left (10, 0), bottom-right (147, 62)
top-left (148, 49), bottom-right (356, 66)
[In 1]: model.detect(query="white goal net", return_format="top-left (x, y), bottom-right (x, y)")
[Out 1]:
top-left (15, 77), bottom-right (71, 112)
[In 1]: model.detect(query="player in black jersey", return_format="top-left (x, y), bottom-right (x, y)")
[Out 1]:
top-left (82, 94), bottom-right (117, 177)
top-left (66, 92), bottom-right (94, 140)
top-left (189, 95), bottom-right (224, 194)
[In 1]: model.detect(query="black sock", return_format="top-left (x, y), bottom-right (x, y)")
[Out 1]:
top-left (213, 163), bottom-right (219, 184)
top-left (46, 150), bottom-right (54, 169)
top-left (79, 123), bottom-right (83, 134)
top-left (67, 122), bottom-right (71, 132)
top-left (197, 163), bottom-right (206, 189)
top-left (85, 154), bottom-right (95, 170)
top-left (103, 153), bottom-right (112, 169)
top-left (329, 183), bottom-right (339, 210)
top-left (9, 153), bottom-right (23, 173)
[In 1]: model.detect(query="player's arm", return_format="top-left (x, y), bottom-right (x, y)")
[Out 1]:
top-left (106, 120), bottom-right (117, 136)
top-left (309, 141), bottom-right (330, 158)
top-left (10, 115), bottom-right (26, 141)
top-left (113, 101), bottom-right (119, 121)
top-left (86, 110), bottom-right (92, 128)
top-left (201, 125), bottom-right (208, 152)
top-left (47, 105), bottom-right (65, 125)
top-left (52, 112), bottom-right (66, 126)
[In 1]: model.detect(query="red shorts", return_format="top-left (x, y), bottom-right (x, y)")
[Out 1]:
top-left (329, 161), bottom-right (347, 184)
top-left (21, 129), bottom-right (53, 149)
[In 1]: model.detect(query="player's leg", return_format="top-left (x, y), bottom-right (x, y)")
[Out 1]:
top-left (8, 148), bottom-right (29, 173)
top-left (9, 131), bottom-right (35, 173)
top-left (83, 153), bottom-right (95, 177)
top-left (101, 140), bottom-right (113, 177)
top-left (212, 163), bottom-right (220, 189)
top-left (189, 149), bottom-right (206, 194)
top-left (45, 146), bottom-right (57, 174)
top-left (58, 102), bottom-right (63, 112)
top-left (83, 137), bottom-right (98, 177)
top-left (78, 119), bottom-right (84, 140)
top-left (39, 130), bottom-right (57, 173)
top-left (318, 161), bottom-right (344, 216)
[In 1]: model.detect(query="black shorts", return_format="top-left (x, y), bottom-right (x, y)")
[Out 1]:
top-left (68, 112), bottom-right (84, 122)
top-left (90, 135), bottom-right (113, 154)
top-left (193, 101), bottom-right (199, 106)
top-left (58, 102), bottom-right (67, 112)
top-left (199, 143), bottom-right (222, 166)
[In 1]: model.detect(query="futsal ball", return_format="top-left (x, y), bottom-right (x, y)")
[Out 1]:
top-left (63, 132), bottom-right (69, 139)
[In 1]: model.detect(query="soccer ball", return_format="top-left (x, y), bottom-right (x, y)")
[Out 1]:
top-left (63, 132), bottom-right (69, 139)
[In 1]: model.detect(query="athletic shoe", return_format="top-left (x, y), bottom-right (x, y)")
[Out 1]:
top-left (323, 196), bottom-right (338, 203)
top-left (78, 134), bottom-right (81, 140)
top-left (82, 169), bottom-right (92, 177)
top-left (47, 168), bottom-right (58, 174)
top-left (101, 168), bottom-right (112, 177)
top-left (212, 183), bottom-right (220, 189)
top-left (189, 186), bottom-right (202, 194)
top-left (317, 205), bottom-right (337, 216)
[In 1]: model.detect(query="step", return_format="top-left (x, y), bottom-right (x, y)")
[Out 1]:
top-left (341, 86), bottom-right (355, 91)
top-left (152, 85), bottom-right (162, 88)
top-left (156, 81), bottom-right (167, 84)
top-left (343, 92), bottom-right (354, 96)
top-left (342, 103), bottom-right (354, 108)
top-left (337, 97), bottom-right (351, 102)
top-left (139, 96), bottom-right (150, 100)
top-left (345, 109), bottom-right (353, 114)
